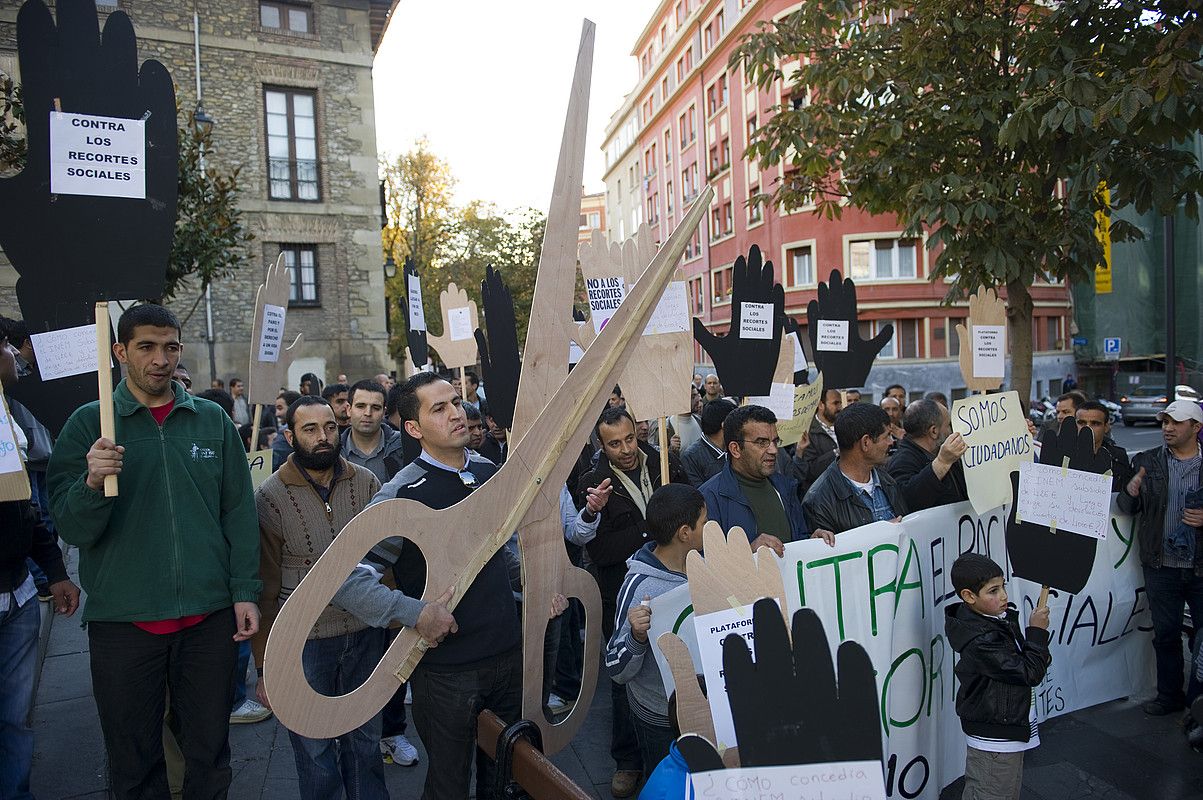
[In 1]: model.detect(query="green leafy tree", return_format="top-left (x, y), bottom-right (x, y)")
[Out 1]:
top-left (733, 0), bottom-right (1201, 401)
top-left (0, 74), bottom-right (26, 175)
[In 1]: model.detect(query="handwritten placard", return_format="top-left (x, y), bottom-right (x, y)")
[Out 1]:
top-left (971, 325), bottom-right (1006, 379)
top-left (447, 306), bottom-right (473, 341)
top-left (816, 319), bottom-right (849, 352)
top-left (49, 111), bottom-right (146, 199)
top-left (407, 274), bottom-right (426, 331)
top-left (746, 382), bottom-right (795, 421)
top-left (247, 450), bottom-right (272, 491)
top-left (739, 302), bottom-right (773, 340)
top-left (643, 281), bottom-right (690, 336)
top-left (586, 276), bottom-right (626, 334)
top-left (690, 760), bottom-right (886, 800)
top-left (257, 303), bottom-right (286, 363)
top-left (0, 391), bottom-right (26, 476)
top-left (30, 324), bottom-right (106, 380)
top-left (777, 375), bottom-right (825, 448)
top-left (695, 603), bottom-right (760, 750)
top-left (791, 331), bottom-right (809, 372)
top-left (951, 391), bottom-right (1035, 513)
top-left (1017, 461), bottom-right (1112, 539)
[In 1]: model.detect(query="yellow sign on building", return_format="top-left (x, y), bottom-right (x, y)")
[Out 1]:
top-left (1094, 183), bottom-right (1112, 294)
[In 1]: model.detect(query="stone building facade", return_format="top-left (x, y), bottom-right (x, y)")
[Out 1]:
top-left (0, 0), bottom-right (399, 388)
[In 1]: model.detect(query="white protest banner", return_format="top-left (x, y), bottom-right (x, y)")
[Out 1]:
top-left (50, 112), bottom-right (146, 199)
top-left (568, 338), bottom-right (585, 367)
top-left (447, 306), bottom-right (474, 341)
top-left (746, 382), bottom-right (796, 421)
top-left (30, 323), bottom-right (109, 380)
top-left (407, 274), bottom-right (426, 331)
top-left (649, 499), bottom-right (1153, 799)
top-left (816, 320), bottom-right (849, 352)
top-left (642, 281), bottom-right (690, 336)
top-left (791, 331), bottom-right (809, 372)
top-left (970, 325), bottom-right (1006, 379)
top-left (0, 392), bottom-right (25, 476)
top-left (691, 761), bottom-right (886, 800)
top-left (694, 602), bottom-right (759, 750)
top-left (586, 276), bottom-right (626, 334)
top-left (951, 391), bottom-right (1034, 513)
top-left (257, 303), bottom-right (286, 363)
top-left (1017, 461), bottom-right (1112, 539)
top-left (739, 302), bottom-right (773, 339)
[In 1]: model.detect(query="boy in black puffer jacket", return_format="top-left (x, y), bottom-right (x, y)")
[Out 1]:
top-left (945, 554), bottom-right (1051, 800)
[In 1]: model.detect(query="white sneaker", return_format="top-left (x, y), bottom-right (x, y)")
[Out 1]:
top-left (547, 693), bottom-right (571, 714)
top-left (229, 698), bottom-right (272, 724)
top-left (380, 734), bottom-right (419, 766)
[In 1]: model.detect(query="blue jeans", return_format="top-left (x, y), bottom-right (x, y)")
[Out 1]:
top-left (232, 640), bottom-right (251, 710)
top-left (287, 627), bottom-right (388, 800)
top-left (0, 596), bottom-right (40, 800)
top-left (1143, 566), bottom-right (1203, 706)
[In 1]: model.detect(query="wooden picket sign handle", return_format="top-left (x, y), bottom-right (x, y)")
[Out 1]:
top-left (264, 185), bottom-right (715, 747)
top-left (1037, 585), bottom-right (1049, 609)
top-left (95, 302), bottom-right (117, 497)
top-left (658, 417), bottom-right (670, 486)
top-left (249, 403), bottom-right (263, 452)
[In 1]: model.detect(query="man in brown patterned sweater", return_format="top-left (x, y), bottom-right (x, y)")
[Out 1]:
top-left (250, 396), bottom-right (388, 800)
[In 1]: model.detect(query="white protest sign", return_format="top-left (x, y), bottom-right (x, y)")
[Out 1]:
top-left (816, 320), bottom-right (849, 352)
top-left (1017, 461), bottom-right (1113, 539)
top-left (739, 302), bottom-right (773, 339)
top-left (690, 761), bottom-right (886, 800)
top-left (407, 274), bottom-right (426, 331)
top-left (257, 303), bottom-right (286, 363)
top-left (49, 112), bottom-right (146, 199)
top-left (568, 339), bottom-right (585, 366)
top-left (746, 382), bottom-right (796, 421)
top-left (30, 323), bottom-right (108, 380)
top-left (648, 500), bottom-right (1154, 799)
top-left (447, 306), bottom-right (474, 341)
top-left (642, 281), bottom-right (690, 336)
top-left (951, 391), bottom-right (1035, 513)
top-left (791, 331), bottom-right (809, 372)
top-left (971, 325), bottom-right (1006, 379)
top-left (694, 603), bottom-right (760, 750)
top-left (586, 276), bottom-right (626, 334)
top-left (0, 393), bottom-right (25, 476)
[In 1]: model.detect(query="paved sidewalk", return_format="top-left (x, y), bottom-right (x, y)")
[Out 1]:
top-left (29, 548), bottom-right (1203, 799)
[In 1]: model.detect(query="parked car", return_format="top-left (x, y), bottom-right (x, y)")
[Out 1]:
top-left (1119, 384), bottom-right (1201, 426)
top-left (1098, 397), bottom-right (1123, 425)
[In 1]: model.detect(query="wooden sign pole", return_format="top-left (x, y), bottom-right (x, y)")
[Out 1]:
top-left (460, 365), bottom-right (469, 404)
top-left (249, 403), bottom-right (263, 451)
top-left (657, 417), bottom-right (670, 486)
top-left (95, 302), bottom-right (117, 497)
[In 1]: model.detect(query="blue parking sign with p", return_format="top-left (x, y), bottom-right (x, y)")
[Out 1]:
top-left (1104, 337), bottom-right (1121, 356)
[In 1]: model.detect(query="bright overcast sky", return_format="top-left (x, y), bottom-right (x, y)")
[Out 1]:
top-left (372, 1), bottom-right (653, 213)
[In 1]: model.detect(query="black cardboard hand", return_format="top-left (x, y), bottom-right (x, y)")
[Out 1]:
top-left (474, 265), bottom-right (520, 430)
top-left (403, 258), bottom-right (429, 369)
top-left (692, 245), bottom-right (784, 396)
top-left (1006, 417), bottom-right (1113, 594)
top-left (678, 600), bottom-right (882, 773)
top-left (806, 270), bottom-right (893, 390)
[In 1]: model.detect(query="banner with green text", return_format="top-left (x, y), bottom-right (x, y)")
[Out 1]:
top-left (648, 499), bottom-right (1153, 799)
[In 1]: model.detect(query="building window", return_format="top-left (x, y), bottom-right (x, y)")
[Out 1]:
top-left (265, 88), bottom-right (319, 201)
top-left (723, 202), bottom-right (733, 236)
top-left (281, 244), bottom-right (319, 306)
top-left (707, 73), bottom-right (729, 117)
top-left (647, 192), bottom-right (659, 224)
top-left (688, 275), bottom-right (705, 314)
top-left (666, 181), bottom-right (674, 214)
top-left (676, 1), bottom-right (686, 26)
top-left (664, 130), bottom-right (673, 164)
top-left (747, 115), bottom-right (758, 146)
top-left (260, 1), bottom-right (312, 34)
top-left (896, 318), bottom-right (920, 358)
top-left (748, 186), bottom-right (762, 223)
top-left (786, 245), bottom-right (813, 286)
top-left (858, 320), bottom-right (896, 358)
top-left (712, 265), bottom-right (733, 304)
top-left (947, 317), bottom-right (966, 357)
top-left (1045, 316), bottom-right (1061, 350)
top-left (847, 237), bottom-right (917, 281)
top-left (710, 206), bottom-right (722, 240)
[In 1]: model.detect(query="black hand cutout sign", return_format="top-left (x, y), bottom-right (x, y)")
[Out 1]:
top-left (474, 265), bottom-right (520, 431)
top-left (1, 0), bottom-right (177, 434)
top-left (1006, 417), bottom-right (1112, 594)
top-left (679, 600), bottom-right (882, 771)
top-left (692, 245), bottom-right (784, 396)
top-left (806, 270), bottom-right (893, 390)
top-left (403, 258), bottom-right (428, 370)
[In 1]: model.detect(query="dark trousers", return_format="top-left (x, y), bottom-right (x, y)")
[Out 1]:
top-left (599, 563), bottom-right (641, 772)
top-left (553, 544), bottom-right (585, 701)
top-left (630, 712), bottom-right (675, 775)
top-left (1143, 566), bottom-right (1203, 706)
top-left (409, 648), bottom-right (522, 800)
top-left (381, 630), bottom-right (408, 737)
top-left (89, 609), bottom-right (237, 800)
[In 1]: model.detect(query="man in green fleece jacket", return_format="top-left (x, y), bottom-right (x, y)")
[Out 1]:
top-left (47, 303), bottom-right (261, 800)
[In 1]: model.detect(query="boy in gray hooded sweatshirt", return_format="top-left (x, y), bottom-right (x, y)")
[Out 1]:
top-left (605, 483), bottom-right (707, 774)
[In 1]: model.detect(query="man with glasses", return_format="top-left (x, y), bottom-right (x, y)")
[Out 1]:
top-left (331, 372), bottom-right (558, 799)
top-left (699, 405), bottom-right (834, 556)
top-left (803, 403), bottom-right (909, 534)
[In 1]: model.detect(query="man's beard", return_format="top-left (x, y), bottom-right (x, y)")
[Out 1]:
top-left (293, 438), bottom-right (341, 471)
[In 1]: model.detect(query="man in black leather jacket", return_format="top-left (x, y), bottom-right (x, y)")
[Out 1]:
top-left (887, 398), bottom-right (968, 512)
